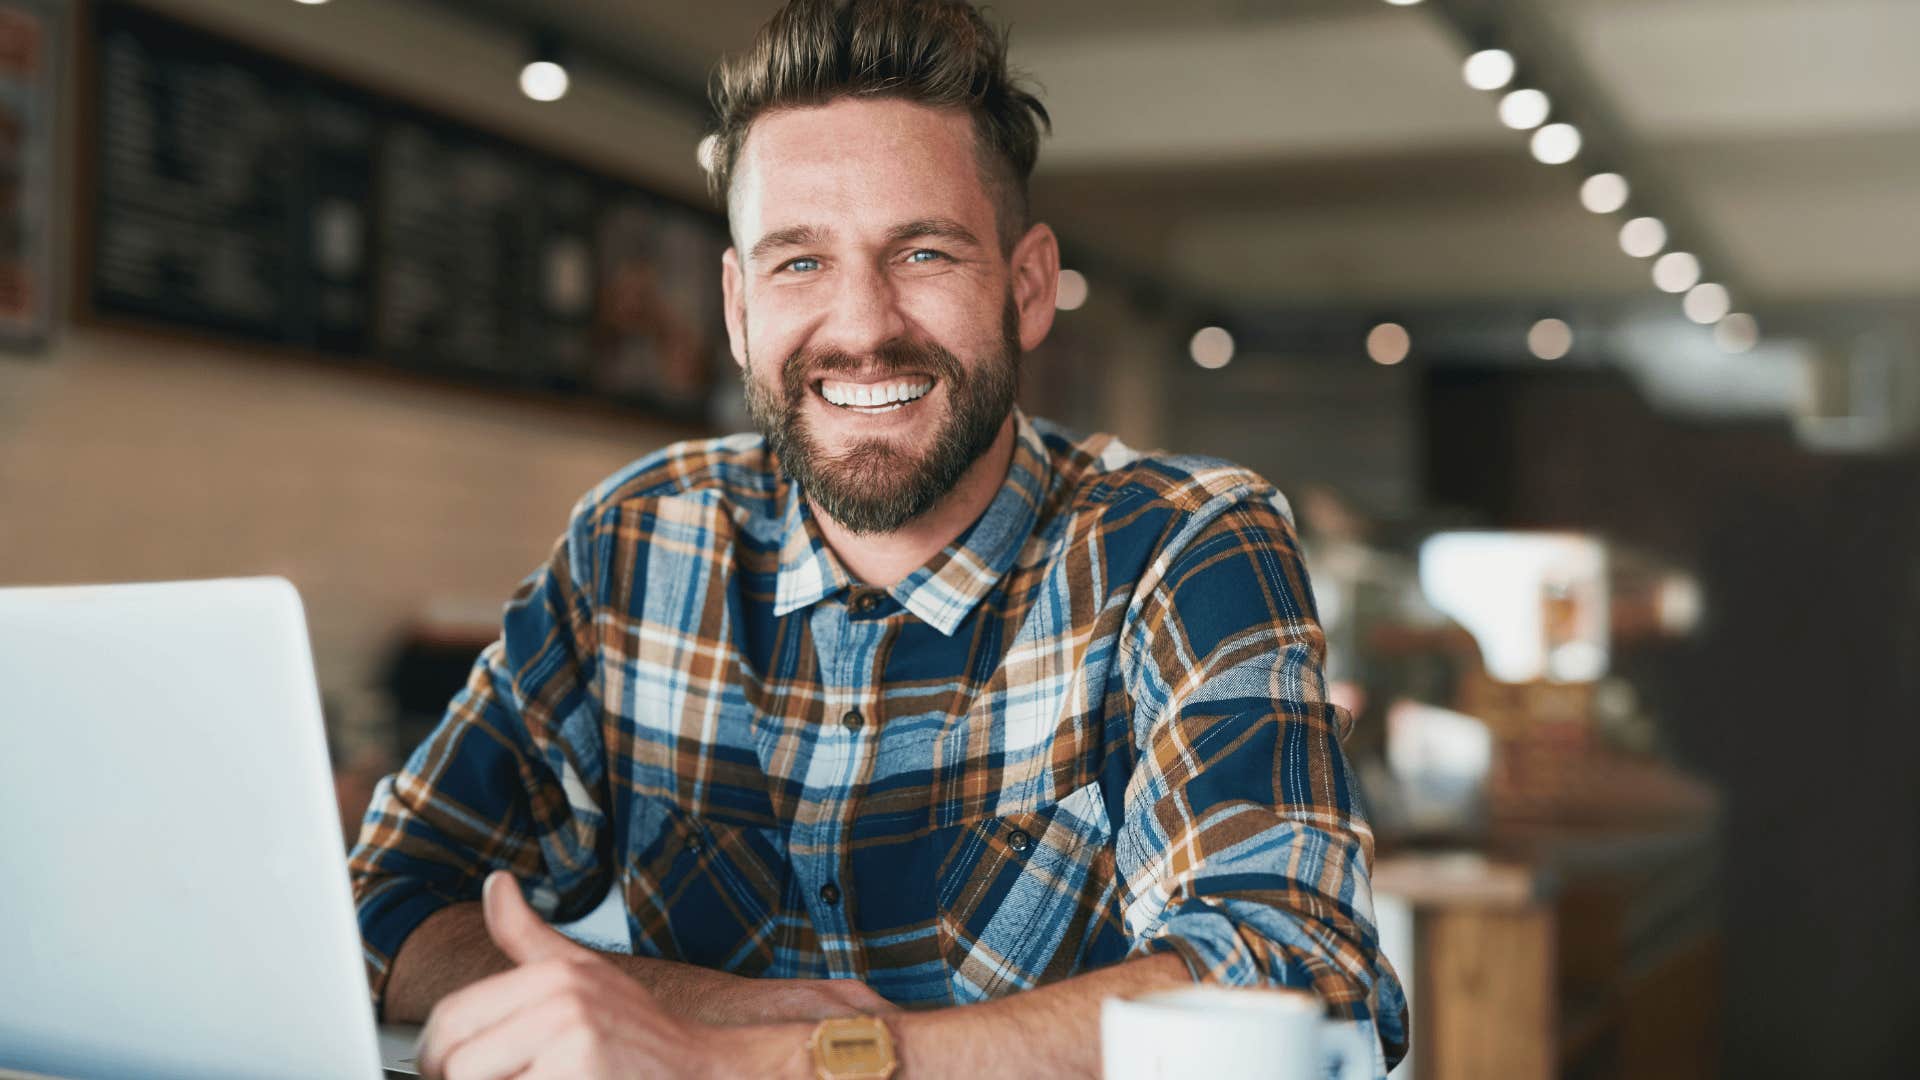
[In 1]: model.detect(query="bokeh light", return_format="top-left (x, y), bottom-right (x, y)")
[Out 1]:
top-left (1190, 326), bottom-right (1235, 369)
top-left (1528, 318), bottom-right (1574, 360)
top-left (518, 60), bottom-right (569, 102)
top-left (1653, 251), bottom-right (1701, 293)
top-left (1498, 88), bottom-right (1551, 130)
top-left (1530, 123), bottom-right (1582, 165)
top-left (1714, 313), bottom-right (1761, 354)
top-left (1683, 283), bottom-right (1731, 325)
top-left (1463, 49), bottom-right (1516, 91)
top-left (1056, 269), bottom-right (1089, 311)
top-left (1581, 173), bottom-right (1629, 214)
top-left (1367, 323), bottom-right (1411, 366)
top-left (1619, 216), bottom-right (1667, 258)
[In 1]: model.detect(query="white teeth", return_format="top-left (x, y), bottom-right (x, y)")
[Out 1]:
top-left (820, 378), bottom-right (934, 408)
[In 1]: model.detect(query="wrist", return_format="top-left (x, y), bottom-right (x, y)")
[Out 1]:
top-left (613, 955), bottom-right (752, 1023)
top-left (724, 1020), bottom-right (815, 1080)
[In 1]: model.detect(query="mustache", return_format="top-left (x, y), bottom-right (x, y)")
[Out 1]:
top-left (781, 338), bottom-right (966, 402)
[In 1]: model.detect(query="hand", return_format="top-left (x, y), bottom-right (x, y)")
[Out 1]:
top-left (418, 871), bottom-right (799, 1079)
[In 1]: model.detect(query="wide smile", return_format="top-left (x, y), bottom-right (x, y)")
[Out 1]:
top-left (813, 375), bottom-right (937, 415)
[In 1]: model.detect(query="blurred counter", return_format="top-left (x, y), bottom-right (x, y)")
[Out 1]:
top-left (1377, 815), bottom-right (1721, 1080)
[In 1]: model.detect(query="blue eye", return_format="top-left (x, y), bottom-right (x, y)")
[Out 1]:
top-left (784, 256), bottom-right (821, 273)
top-left (906, 249), bottom-right (945, 264)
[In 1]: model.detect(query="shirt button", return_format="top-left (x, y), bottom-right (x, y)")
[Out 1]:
top-left (842, 709), bottom-right (864, 732)
top-left (819, 881), bottom-right (841, 906)
top-left (686, 835), bottom-right (705, 856)
top-left (1007, 829), bottom-right (1032, 854)
top-left (852, 591), bottom-right (880, 614)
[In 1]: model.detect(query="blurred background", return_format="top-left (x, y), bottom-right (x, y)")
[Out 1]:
top-left (1, 1), bottom-right (1915, 1076)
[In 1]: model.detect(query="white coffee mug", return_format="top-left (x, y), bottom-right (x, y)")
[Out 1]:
top-left (1100, 985), bottom-right (1374, 1080)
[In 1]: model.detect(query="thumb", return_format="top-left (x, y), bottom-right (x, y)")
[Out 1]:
top-left (482, 870), bottom-right (589, 967)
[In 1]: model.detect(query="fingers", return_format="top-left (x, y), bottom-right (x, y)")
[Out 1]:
top-left (417, 962), bottom-right (581, 1079)
top-left (425, 962), bottom-right (681, 1080)
top-left (433, 991), bottom-right (589, 1080)
top-left (483, 870), bottom-right (589, 967)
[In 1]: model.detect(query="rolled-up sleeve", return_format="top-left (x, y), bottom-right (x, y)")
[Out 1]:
top-left (346, 497), bottom-right (613, 1012)
top-left (1116, 483), bottom-right (1409, 1073)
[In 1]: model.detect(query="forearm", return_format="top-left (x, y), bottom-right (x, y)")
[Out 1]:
top-left (382, 901), bottom-right (752, 1024)
top-left (889, 953), bottom-right (1191, 1078)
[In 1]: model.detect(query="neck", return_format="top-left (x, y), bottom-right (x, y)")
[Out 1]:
top-left (809, 416), bottom-right (1017, 589)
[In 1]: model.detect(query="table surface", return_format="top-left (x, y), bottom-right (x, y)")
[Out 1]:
top-left (0, 1025), bottom-right (427, 1080)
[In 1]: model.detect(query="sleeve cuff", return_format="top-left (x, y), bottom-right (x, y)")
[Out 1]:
top-left (1131, 900), bottom-right (1406, 1075)
top-left (356, 880), bottom-right (469, 1017)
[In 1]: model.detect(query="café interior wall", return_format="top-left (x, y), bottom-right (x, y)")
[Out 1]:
top-left (127, 0), bottom-right (712, 207)
top-left (0, 331), bottom-right (685, 758)
top-left (0, 0), bottom-right (723, 755)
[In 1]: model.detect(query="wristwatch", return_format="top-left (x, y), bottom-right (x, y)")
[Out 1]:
top-left (807, 1015), bottom-right (898, 1080)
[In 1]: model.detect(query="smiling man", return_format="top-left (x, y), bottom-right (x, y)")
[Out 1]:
top-left (348, 1), bottom-right (1408, 1077)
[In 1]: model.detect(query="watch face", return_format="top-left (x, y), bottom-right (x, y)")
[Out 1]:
top-left (816, 1017), bottom-right (895, 1076)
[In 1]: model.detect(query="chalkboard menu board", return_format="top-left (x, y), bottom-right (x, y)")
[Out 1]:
top-left (88, 2), bottom-right (726, 420)
top-left (0, 0), bottom-right (58, 350)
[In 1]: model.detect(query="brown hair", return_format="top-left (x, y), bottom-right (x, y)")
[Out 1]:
top-left (707, 0), bottom-right (1050, 250)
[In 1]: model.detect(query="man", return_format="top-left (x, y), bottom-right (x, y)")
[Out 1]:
top-left (349, 1), bottom-right (1409, 1076)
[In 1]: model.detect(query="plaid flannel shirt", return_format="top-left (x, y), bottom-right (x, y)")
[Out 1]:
top-left (349, 410), bottom-right (1408, 1072)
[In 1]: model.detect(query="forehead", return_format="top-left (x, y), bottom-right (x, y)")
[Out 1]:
top-left (730, 98), bottom-right (995, 243)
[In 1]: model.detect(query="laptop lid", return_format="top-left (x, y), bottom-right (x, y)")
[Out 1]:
top-left (0, 578), bottom-right (384, 1079)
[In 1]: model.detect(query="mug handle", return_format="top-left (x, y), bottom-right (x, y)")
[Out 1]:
top-left (1319, 1020), bottom-right (1376, 1080)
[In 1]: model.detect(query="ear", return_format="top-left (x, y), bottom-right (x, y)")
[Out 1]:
top-left (721, 246), bottom-right (749, 371)
top-left (1008, 222), bottom-right (1060, 353)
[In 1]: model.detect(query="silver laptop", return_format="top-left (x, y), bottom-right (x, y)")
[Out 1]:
top-left (0, 579), bottom-right (416, 1079)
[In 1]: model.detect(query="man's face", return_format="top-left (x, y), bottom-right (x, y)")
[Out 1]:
top-left (721, 98), bottom-right (1054, 534)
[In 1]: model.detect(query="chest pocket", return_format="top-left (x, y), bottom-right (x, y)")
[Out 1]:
top-left (936, 779), bottom-right (1118, 1002)
top-left (622, 795), bottom-right (789, 975)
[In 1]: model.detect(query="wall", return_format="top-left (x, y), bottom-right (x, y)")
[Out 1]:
top-left (0, 0), bottom-right (711, 757)
top-left (0, 330), bottom-right (684, 757)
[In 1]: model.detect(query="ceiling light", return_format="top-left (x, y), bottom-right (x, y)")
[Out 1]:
top-left (1190, 327), bottom-right (1235, 369)
top-left (520, 31), bottom-right (569, 102)
top-left (1528, 318), bottom-right (1573, 360)
top-left (520, 60), bottom-right (569, 102)
top-left (1580, 173), bottom-right (1630, 214)
top-left (1463, 49), bottom-right (1516, 91)
top-left (1530, 123), bottom-right (1582, 165)
top-left (1498, 88), bottom-right (1551, 130)
top-left (1619, 216), bottom-right (1666, 258)
top-left (1383, 0), bottom-right (1425, 6)
top-left (1056, 269), bottom-right (1089, 311)
top-left (292, 0), bottom-right (330, 5)
top-left (1683, 283), bottom-right (1732, 325)
top-left (1367, 323), bottom-right (1411, 366)
top-left (1714, 313), bottom-right (1760, 354)
top-left (1652, 252), bottom-right (1701, 293)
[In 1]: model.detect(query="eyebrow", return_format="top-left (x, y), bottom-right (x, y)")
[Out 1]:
top-left (885, 217), bottom-right (983, 248)
top-left (746, 218), bottom-right (985, 263)
top-left (748, 224), bottom-right (827, 263)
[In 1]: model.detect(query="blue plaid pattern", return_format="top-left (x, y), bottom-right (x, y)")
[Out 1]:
top-left (348, 410), bottom-right (1408, 1071)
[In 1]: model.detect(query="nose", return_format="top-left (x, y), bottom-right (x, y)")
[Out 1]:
top-left (819, 260), bottom-right (908, 359)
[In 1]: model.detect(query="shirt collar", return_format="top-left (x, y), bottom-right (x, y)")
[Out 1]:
top-left (773, 481), bottom-right (852, 617)
top-left (770, 409), bottom-right (1053, 636)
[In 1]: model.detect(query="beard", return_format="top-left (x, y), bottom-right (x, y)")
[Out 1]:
top-left (744, 298), bottom-right (1021, 535)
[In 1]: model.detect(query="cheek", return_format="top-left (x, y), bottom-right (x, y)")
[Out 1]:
top-left (746, 296), bottom-right (808, 355)
top-left (898, 288), bottom-right (1002, 353)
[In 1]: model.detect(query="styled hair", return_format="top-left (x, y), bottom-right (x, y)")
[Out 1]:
top-left (707, 0), bottom-right (1050, 250)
